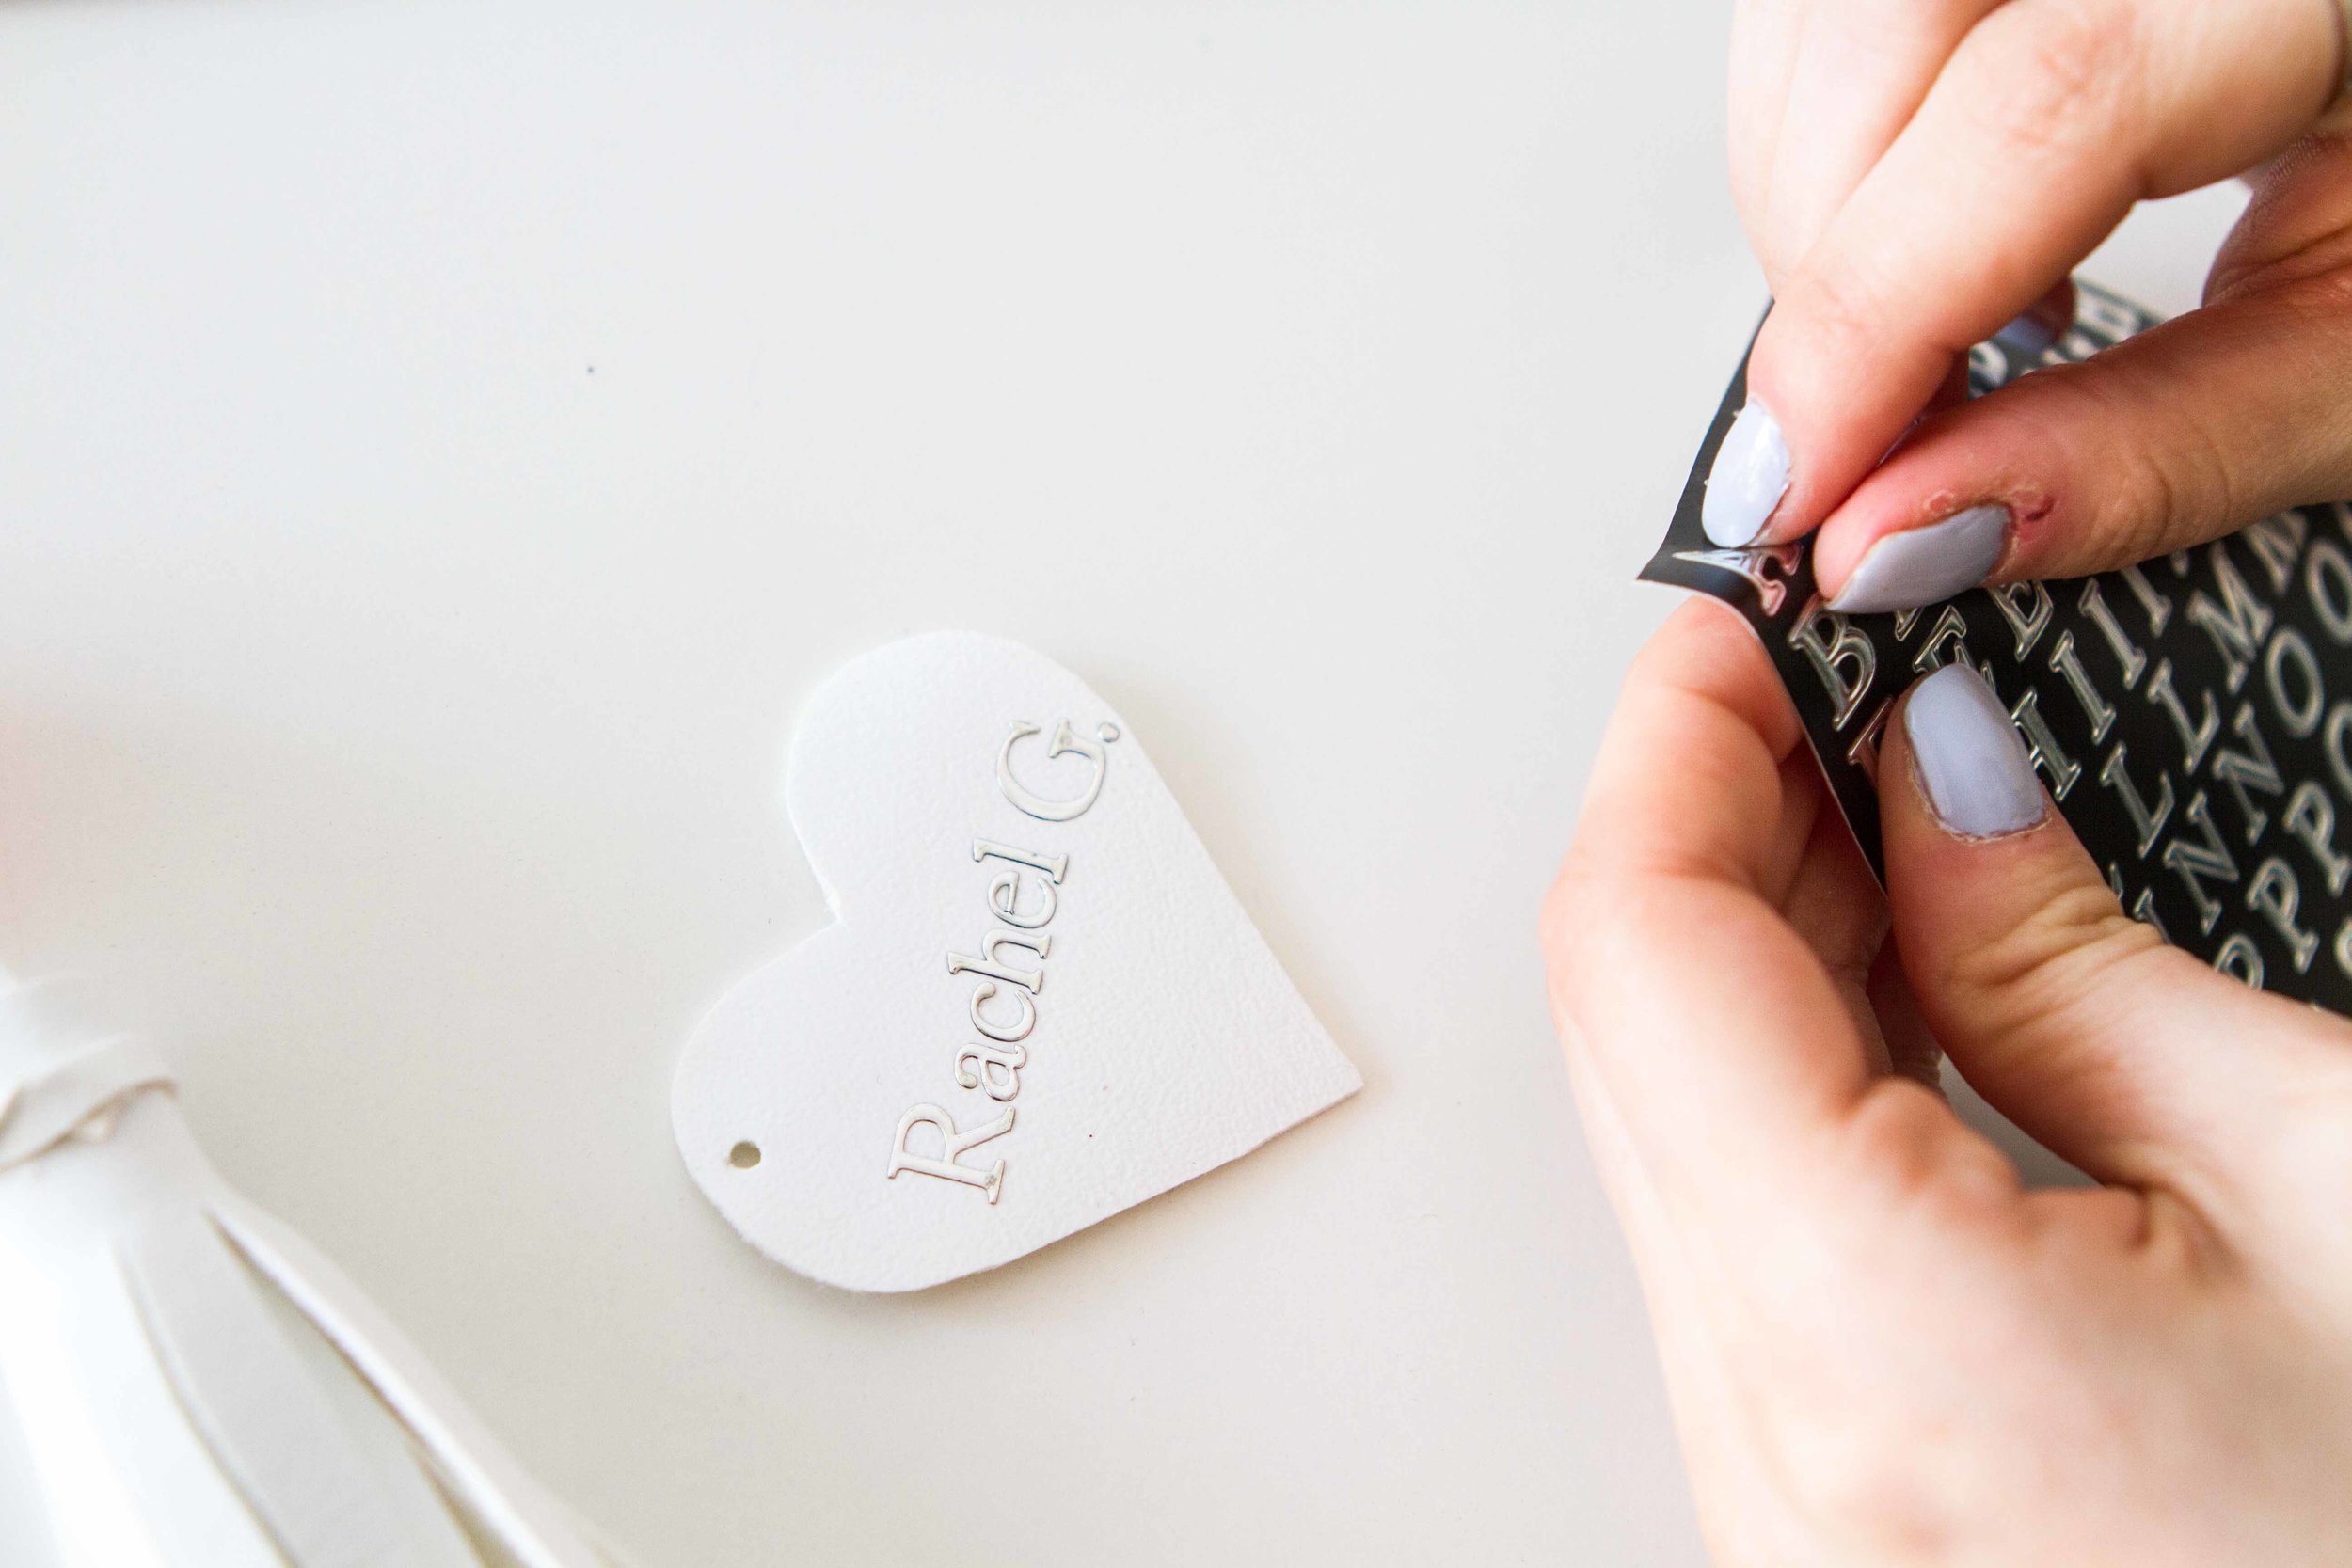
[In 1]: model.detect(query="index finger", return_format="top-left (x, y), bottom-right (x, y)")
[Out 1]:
top-left (1727, 0), bottom-right (2008, 281)
top-left (1717, 0), bottom-right (2343, 551)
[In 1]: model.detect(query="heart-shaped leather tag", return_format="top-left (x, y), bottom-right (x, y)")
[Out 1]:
top-left (672, 632), bottom-right (1360, 1291)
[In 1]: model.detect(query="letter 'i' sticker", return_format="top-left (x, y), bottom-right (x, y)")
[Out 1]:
top-left (1642, 281), bottom-right (2352, 1014)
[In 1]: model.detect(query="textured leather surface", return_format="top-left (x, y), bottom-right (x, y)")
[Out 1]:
top-left (672, 632), bottom-right (1360, 1291)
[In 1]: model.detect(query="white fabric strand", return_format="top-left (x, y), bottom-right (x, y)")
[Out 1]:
top-left (120, 1216), bottom-right (483, 1568)
top-left (0, 973), bottom-right (623, 1568)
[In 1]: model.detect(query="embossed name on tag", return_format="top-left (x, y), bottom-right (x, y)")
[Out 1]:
top-left (884, 721), bottom-right (1121, 1203)
top-left (672, 633), bottom-right (1359, 1291)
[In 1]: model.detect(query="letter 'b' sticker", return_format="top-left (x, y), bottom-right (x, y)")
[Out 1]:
top-left (1644, 281), bottom-right (2352, 1015)
top-left (671, 632), bottom-right (1359, 1292)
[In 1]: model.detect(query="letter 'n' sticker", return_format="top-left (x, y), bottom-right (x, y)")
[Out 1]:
top-left (1641, 279), bottom-right (2352, 1017)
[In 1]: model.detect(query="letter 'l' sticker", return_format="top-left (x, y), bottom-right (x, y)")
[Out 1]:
top-left (1639, 280), bottom-right (2352, 1017)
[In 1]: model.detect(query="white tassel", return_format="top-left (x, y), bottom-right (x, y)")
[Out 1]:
top-left (0, 978), bottom-right (624, 1568)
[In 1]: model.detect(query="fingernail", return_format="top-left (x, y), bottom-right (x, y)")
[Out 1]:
top-left (1904, 663), bottom-right (2044, 838)
top-left (1701, 401), bottom-right (1790, 546)
top-left (1992, 299), bottom-right (2069, 359)
top-left (1827, 504), bottom-right (2009, 614)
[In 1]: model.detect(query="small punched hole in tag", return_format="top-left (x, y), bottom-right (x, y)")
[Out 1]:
top-left (728, 1141), bottom-right (762, 1170)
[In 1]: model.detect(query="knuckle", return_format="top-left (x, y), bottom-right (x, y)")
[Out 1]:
top-left (2102, 371), bottom-right (2236, 551)
top-left (1536, 862), bottom-right (1592, 978)
top-left (2229, 285), bottom-right (2352, 494)
top-left (1838, 1078), bottom-right (2018, 1227)
top-left (2284, 268), bottom-right (2352, 334)
top-left (1937, 877), bottom-right (2167, 1037)
top-left (2153, 412), bottom-right (2241, 542)
top-left (1956, 0), bottom-right (2144, 161)
top-left (1789, 1436), bottom-right (1965, 1564)
top-left (1539, 853), bottom-right (1631, 1013)
top-left (1540, 864), bottom-right (1709, 1045)
top-left (2214, 138), bottom-right (2352, 298)
top-left (2266, 277), bottom-right (2352, 403)
top-left (1781, 1354), bottom-right (2111, 1564)
top-left (1787, 262), bottom-right (1896, 365)
top-left (2022, 347), bottom-right (2246, 555)
top-left (2018, 0), bottom-right (2140, 87)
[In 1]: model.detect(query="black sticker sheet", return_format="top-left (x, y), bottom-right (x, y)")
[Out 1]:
top-left (1644, 281), bottom-right (2352, 1013)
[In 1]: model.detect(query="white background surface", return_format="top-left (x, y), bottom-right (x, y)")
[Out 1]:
top-left (0, 4), bottom-right (2239, 1562)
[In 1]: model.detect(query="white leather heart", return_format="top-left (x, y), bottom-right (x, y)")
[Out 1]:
top-left (672, 632), bottom-right (1360, 1292)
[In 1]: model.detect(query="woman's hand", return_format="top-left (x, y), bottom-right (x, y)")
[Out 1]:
top-left (1545, 600), bottom-right (2352, 1564)
top-left (1702, 0), bottom-right (2352, 617)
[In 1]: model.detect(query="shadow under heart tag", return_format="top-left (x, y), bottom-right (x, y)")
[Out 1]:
top-left (671, 632), bottom-right (1361, 1291)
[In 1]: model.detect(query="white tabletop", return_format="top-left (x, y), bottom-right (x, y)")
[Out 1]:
top-left (0, 4), bottom-right (2239, 1561)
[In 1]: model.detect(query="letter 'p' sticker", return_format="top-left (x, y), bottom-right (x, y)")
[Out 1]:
top-left (1643, 281), bottom-right (2352, 1015)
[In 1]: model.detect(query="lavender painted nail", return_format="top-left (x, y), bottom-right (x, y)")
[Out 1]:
top-left (1701, 402), bottom-right (1790, 547)
top-left (1828, 505), bottom-right (2009, 615)
top-left (1904, 663), bottom-right (2045, 838)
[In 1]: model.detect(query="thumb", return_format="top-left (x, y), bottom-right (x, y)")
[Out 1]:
top-left (1877, 661), bottom-right (2328, 1188)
